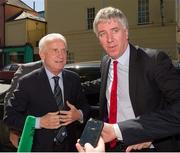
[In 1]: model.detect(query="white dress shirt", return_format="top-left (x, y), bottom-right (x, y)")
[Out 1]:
top-left (35, 67), bottom-right (64, 128)
top-left (35, 67), bottom-right (83, 128)
top-left (106, 44), bottom-right (135, 140)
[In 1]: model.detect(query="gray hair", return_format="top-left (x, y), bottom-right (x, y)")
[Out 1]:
top-left (93, 7), bottom-right (129, 36)
top-left (39, 33), bottom-right (67, 52)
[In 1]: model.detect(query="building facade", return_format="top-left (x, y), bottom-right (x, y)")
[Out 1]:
top-left (45, 0), bottom-right (180, 62)
top-left (0, 0), bottom-right (46, 67)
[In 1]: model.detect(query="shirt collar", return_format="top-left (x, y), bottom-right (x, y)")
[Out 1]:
top-left (44, 66), bottom-right (62, 80)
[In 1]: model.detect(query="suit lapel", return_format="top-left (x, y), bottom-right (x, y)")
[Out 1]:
top-left (101, 57), bottom-right (110, 96)
top-left (62, 69), bottom-right (70, 108)
top-left (39, 67), bottom-right (54, 95)
top-left (38, 67), bottom-right (57, 109)
top-left (129, 44), bottom-right (139, 116)
top-left (100, 56), bottom-right (111, 120)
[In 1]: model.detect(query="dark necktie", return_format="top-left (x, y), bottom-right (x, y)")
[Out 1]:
top-left (53, 76), bottom-right (67, 144)
top-left (109, 60), bottom-right (118, 148)
top-left (53, 76), bottom-right (63, 109)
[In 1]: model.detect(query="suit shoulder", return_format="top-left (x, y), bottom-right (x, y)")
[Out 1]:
top-left (135, 45), bottom-right (168, 58)
top-left (135, 46), bottom-right (159, 58)
top-left (19, 68), bottom-right (41, 81)
top-left (133, 45), bottom-right (174, 74)
top-left (63, 69), bottom-right (80, 79)
top-left (137, 46), bottom-right (171, 62)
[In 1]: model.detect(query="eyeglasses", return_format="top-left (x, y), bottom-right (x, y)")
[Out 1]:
top-left (50, 48), bottom-right (68, 55)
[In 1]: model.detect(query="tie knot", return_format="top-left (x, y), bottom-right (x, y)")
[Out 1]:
top-left (113, 60), bottom-right (118, 66)
top-left (53, 76), bottom-right (60, 84)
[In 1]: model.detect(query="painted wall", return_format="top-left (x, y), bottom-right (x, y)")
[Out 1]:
top-left (5, 19), bottom-right (46, 54)
top-left (5, 20), bottom-right (26, 46)
top-left (45, 0), bottom-right (178, 62)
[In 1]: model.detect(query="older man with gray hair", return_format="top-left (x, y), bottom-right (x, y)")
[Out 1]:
top-left (4, 33), bottom-right (90, 151)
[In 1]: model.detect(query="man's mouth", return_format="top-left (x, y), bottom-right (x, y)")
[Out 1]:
top-left (107, 46), bottom-right (116, 50)
top-left (108, 44), bottom-right (117, 48)
top-left (55, 60), bottom-right (63, 63)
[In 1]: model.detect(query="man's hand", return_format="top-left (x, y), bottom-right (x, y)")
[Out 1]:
top-left (76, 137), bottom-right (105, 153)
top-left (126, 141), bottom-right (152, 152)
top-left (59, 101), bottom-right (82, 126)
top-left (9, 130), bottom-right (20, 148)
top-left (101, 122), bottom-right (116, 143)
top-left (101, 123), bottom-right (152, 152)
top-left (40, 111), bottom-right (61, 129)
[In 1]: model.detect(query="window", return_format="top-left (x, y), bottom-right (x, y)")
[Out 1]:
top-left (138, 0), bottom-right (149, 25)
top-left (87, 8), bottom-right (95, 30)
top-left (8, 52), bottom-right (24, 64)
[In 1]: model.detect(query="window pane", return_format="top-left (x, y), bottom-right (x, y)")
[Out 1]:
top-left (138, 0), bottom-right (149, 25)
top-left (87, 7), bottom-right (95, 30)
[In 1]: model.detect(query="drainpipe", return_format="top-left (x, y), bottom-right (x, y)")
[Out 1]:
top-left (176, 0), bottom-right (180, 62)
top-left (160, 0), bottom-right (164, 26)
top-left (176, 0), bottom-right (180, 30)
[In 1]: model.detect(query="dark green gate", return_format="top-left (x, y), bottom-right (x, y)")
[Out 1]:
top-left (2, 43), bottom-right (33, 65)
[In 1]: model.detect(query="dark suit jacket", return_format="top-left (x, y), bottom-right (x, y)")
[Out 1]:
top-left (99, 44), bottom-right (180, 151)
top-left (4, 60), bottom-right (42, 109)
top-left (4, 65), bottom-right (90, 151)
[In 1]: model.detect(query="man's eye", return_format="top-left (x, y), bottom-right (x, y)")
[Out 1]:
top-left (61, 49), bottom-right (66, 53)
top-left (112, 28), bottom-right (119, 33)
top-left (98, 32), bottom-right (106, 38)
top-left (53, 49), bottom-right (58, 52)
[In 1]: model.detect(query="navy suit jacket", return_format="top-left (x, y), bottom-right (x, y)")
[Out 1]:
top-left (99, 44), bottom-right (180, 151)
top-left (4, 66), bottom-right (90, 151)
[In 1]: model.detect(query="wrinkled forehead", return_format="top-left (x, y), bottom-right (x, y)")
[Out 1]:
top-left (46, 38), bottom-right (64, 44)
top-left (44, 38), bottom-right (66, 49)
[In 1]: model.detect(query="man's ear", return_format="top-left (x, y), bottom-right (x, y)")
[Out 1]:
top-left (125, 28), bottom-right (129, 40)
top-left (39, 51), bottom-right (45, 60)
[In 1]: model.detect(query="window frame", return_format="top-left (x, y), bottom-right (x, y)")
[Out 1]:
top-left (87, 7), bottom-right (95, 30)
top-left (138, 0), bottom-right (150, 25)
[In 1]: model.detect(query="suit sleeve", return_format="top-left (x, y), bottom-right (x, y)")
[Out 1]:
top-left (4, 65), bottom-right (24, 108)
top-left (4, 62), bottom-right (41, 112)
top-left (119, 52), bottom-right (180, 145)
top-left (73, 74), bottom-right (91, 123)
top-left (4, 77), bottom-right (30, 132)
top-left (4, 62), bottom-right (41, 131)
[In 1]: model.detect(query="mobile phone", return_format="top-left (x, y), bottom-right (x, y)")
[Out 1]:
top-left (79, 118), bottom-right (104, 147)
top-left (54, 126), bottom-right (67, 144)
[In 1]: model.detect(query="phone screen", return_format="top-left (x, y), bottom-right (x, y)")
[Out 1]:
top-left (79, 118), bottom-right (104, 147)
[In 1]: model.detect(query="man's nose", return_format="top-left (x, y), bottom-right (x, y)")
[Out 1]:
top-left (106, 33), bottom-right (114, 43)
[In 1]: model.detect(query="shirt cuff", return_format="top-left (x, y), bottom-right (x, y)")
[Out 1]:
top-left (35, 117), bottom-right (41, 129)
top-left (78, 109), bottom-right (84, 123)
top-left (113, 123), bottom-right (123, 140)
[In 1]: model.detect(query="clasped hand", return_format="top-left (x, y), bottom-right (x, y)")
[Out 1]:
top-left (40, 101), bottom-right (81, 129)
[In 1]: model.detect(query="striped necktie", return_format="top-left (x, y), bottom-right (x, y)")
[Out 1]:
top-left (53, 76), bottom-right (63, 109)
top-left (53, 76), bottom-right (67, 144)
